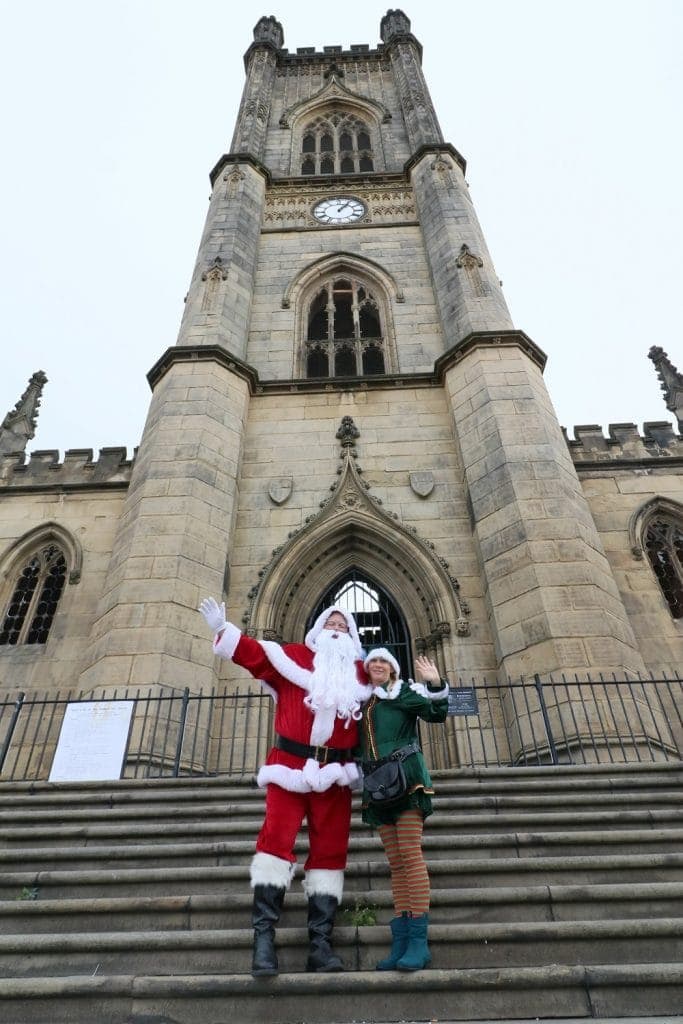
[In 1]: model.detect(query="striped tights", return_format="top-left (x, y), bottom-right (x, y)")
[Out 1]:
top-left (377, 808), bottom-right (430, 917)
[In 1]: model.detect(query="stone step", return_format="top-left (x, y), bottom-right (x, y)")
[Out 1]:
top-left (0, 825), bottom-right (681, 873)
top-left (3, 807), bottom-right (683, 849)
top-left (2, 882), bottom-right (682, 934)
top-left (1, 786), bottom-right (682, 825)
top-left (0, 918), bottom-right (681, 978)
top-left (2, 851), bottom-right (682, 901)
top-left (0, 762), bottom-right (680, 806)
top-left (0, 767), bottom-right (680, 1023)
top-left (0, 962), bottom-right (681, 1024)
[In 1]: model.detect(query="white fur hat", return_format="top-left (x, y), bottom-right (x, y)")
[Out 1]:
top-left (363, 647), bottom-right (400, 678)
top-left (304, 604), bottom-right (363, 658)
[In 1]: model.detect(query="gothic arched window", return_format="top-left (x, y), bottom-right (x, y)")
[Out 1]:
top-left (308, 571), bottom-right (412, 681)
top-left (0, 543), bottom-right (67, 645)
top-left (305, 277), bottom-right (386, 378)
top-left (645, 517), bottom-right (683, 618)
top-left (300, 112), bottom-right (375, 176)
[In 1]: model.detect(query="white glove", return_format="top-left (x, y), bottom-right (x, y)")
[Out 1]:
top-left (199, 597), bottom-right (227, 634)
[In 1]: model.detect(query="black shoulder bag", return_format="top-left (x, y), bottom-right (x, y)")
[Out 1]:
top-left (362, 742), bottom-right (420, 806)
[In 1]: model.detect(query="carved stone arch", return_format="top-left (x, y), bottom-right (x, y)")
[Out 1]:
top-left (243, 453), bottom-right (468, 676)
top-left (628, 495), bottom-right (683, 559)
top-left (281, 76), bottom-right (391, 131)
top-left (285, 252), bottom-right (402, 377)
top-left (285, 78), bottom-right (389, 175)
top-left (285, 252), bottom-right (403, 309)
top-left (0, 521), bottom-right (83, 585)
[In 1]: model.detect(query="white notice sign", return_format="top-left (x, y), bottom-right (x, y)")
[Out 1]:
top-left (49, 701), bottom-right (134, 782)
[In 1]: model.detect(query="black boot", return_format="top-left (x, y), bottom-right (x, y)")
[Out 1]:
top-left (305, 893), bottom-right (344, 972)
top-left (251, 884), bottom-right (285, 977)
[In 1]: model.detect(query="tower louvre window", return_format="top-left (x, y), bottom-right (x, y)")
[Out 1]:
top-left (645, 518), bottom-right (683, 618)
top-left (305, 276), bottom-right (386, 379)
top-left (0, 543), bottom-right (67, 646)
top-left (299, 112), bottom-right (375, 175)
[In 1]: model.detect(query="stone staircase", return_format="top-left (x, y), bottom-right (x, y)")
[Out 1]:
top-left (0, 763), bottom-right (682, 1024)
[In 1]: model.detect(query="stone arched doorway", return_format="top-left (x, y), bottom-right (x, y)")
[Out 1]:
top-left (308, 570), bottom-right (413, 680)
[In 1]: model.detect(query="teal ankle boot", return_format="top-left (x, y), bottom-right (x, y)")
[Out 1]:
top-left (375, 912), bottom-right (410, 971)
top-left (396, 912), bottom-right (431, 971)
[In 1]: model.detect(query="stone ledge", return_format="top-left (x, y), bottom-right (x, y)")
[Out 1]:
top-left (435, 329), bottom-right (547, 374)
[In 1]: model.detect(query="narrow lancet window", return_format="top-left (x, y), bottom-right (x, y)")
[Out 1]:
top-left (645, 519), bottom-right (683, 618)
top-left (0, 544), bottom-right (67, 645)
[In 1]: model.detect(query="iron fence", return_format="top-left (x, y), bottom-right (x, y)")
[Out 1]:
top-left (0, 673), bottom-right (681, 783)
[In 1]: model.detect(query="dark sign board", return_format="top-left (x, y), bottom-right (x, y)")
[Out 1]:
top-left (447, 686), bottom-right (479, 716)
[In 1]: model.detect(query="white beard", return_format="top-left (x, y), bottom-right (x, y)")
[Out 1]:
top-left (304, 630), bottom-right (363, 745)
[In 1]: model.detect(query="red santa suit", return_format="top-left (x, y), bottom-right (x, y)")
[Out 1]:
top-left (212, 608), bottom-right (371, 891)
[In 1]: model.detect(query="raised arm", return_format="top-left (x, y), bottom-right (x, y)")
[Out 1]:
top-left (199, 597), bottom-right (282, 689)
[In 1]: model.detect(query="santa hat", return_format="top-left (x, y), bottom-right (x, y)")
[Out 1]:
top-left (363, 647), bottom-right (400, 678)
top-left (304, 604), bottom-right (363, 658)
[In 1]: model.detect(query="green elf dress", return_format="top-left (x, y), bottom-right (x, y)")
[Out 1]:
top-left (359, 678), bottom-right (450, 827)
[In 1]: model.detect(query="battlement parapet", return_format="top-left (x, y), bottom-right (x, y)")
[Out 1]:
top-left (565, 422), bottom-right (683, 464)
top-left (0, 447), bottom-right (135, 490)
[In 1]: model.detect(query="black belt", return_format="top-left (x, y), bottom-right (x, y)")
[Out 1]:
top-left (362, 741), bottom-right (420, 773)
top-left (275, 734), bottom-right (353, 765)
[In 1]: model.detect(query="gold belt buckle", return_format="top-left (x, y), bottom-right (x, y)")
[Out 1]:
top-left (315, 745), bottom-right (328, 764)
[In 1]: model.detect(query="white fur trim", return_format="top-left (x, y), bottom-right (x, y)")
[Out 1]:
top-left (373, 681), bottom-right (403, 700)
top-left (409, 679), bottom-right (450, 700)
top-left (303, 868), bottom-right (344, 902)
top-left (259, 640), bottom-right (313, 691)
top-left (363, 647), bottom-right (400, 677)
top-left (250, 851), bottom-right (295, 890)
top-left (304, 605), bottom-right (363, 658)
top-left (257, 763), bottom-right (310, 793)
top-left (213, 622), bottom-right (241, 659)
top-left (257, 759), bottom-right (359, 794)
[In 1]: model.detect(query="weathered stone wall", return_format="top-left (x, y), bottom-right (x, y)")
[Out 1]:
top-left (265, 51), bottom-right (409, 176)
top-left (0, 477), bottom-right (128, 692)
top-left (2, 402), bottom-right (682, 696)
top-left (443, 341), bottom-right (646, 681)
top-left (248, 216), bottom-right (442, 378)
top-left (217, 383), bottom-right (496, 685)
top-left (574, 468), bottom-right (683, 674)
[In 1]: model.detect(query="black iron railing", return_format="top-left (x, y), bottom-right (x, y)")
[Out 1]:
top-left (0, 674), bottom-right (681, 782)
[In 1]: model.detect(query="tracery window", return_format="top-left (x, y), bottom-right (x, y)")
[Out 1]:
top-left (308, 571), bottom-right (412, 681)
top-left (0, 544), bottom-right (67, 645)
top-left (305, 277), bottom-right (386, 378)
top-left (301, 113), bottom-right (374, 175)
top-left (645, 518), bottom-right (683, 618)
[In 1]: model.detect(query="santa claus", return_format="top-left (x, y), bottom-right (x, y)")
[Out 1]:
top-left (199, 597), bottom-right (371, 977)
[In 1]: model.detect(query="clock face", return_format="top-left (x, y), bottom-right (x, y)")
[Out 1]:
top-left (313, 196), bottom-right (366, 225)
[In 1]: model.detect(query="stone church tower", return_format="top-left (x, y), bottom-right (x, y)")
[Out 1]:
top-left (2, 11), bottom-right (683, 768)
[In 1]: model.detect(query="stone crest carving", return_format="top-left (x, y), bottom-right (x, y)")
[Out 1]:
top-left (268, 477), bottom-right (293, 505)
top-left (409, 471), bottom-right (434, 498)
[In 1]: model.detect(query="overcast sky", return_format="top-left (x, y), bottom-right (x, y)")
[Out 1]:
top-left (1, 0), bottom-right (681, 457)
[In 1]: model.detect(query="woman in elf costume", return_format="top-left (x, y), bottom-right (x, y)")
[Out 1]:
top-left (359, 648), bottom-right (449, 972)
